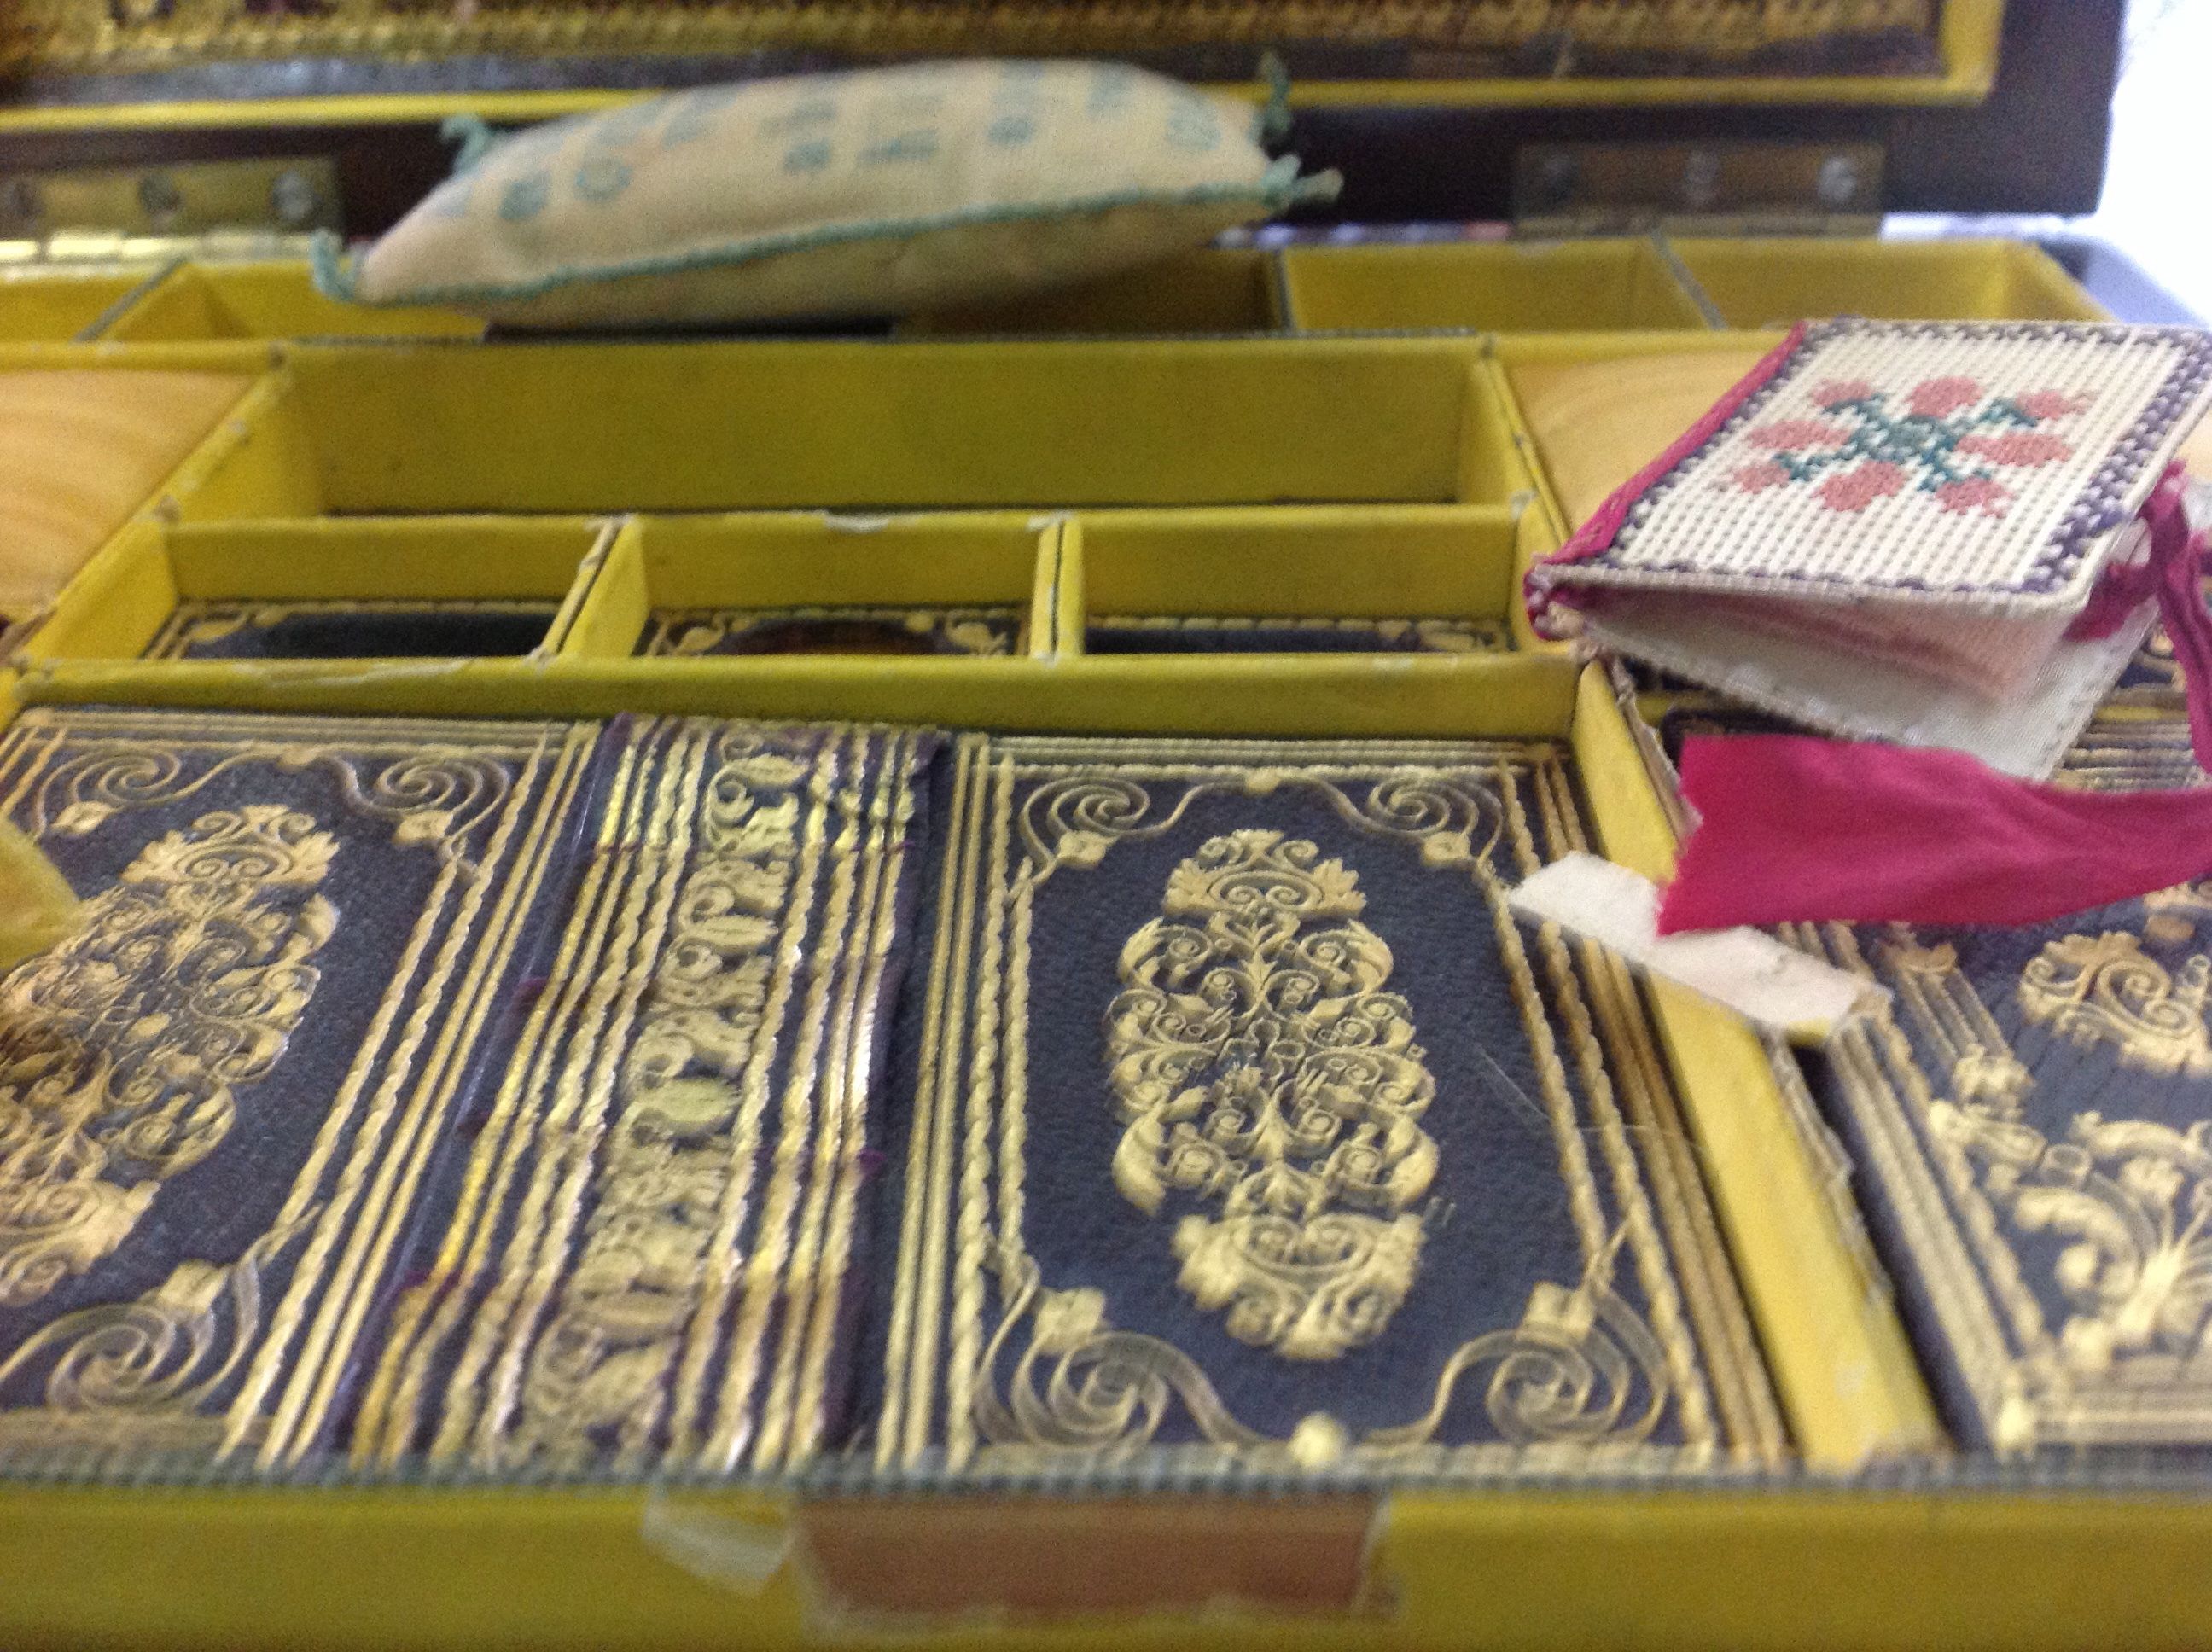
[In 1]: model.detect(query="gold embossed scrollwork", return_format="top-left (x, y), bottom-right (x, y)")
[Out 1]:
top-left (974, 1259), bottom-right (1267, 1457)
top-left (0, 1216), bottom-right (307, 1445)
top-left (33, 742), bottom-right (509, 866)
top-left (0, 806), bottom-right (336, 1306)
top-left (1935, 1100), bottom-right (2212, 1378)
top-left (2019, 931), bottom-right (2212, 1079)
top-left (1020, 774), bottom-right (1157, 873)
top-left (343, 750), bottom-right (515, 862)
top-left (1364, 1239), bottom-right (1668, 1449)
top-left (38, 747), bottom-right (193, 837)
top-left (3, 0), bottom-right (1939, 73)
top-left (1107, 829), bottom-right (1437, 1361)
top-left (1348, 771), bottom-right (1501, 870)
top-left (975, 1236), bottom-right (1668, 1462)
top-left (501, 728), bottom-right (805, 1470)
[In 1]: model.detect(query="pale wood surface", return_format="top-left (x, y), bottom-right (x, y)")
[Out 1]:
top-left (1510, 349), bottom-right (1770, 534)
top-left (0, 369), bottom-right (250, 618)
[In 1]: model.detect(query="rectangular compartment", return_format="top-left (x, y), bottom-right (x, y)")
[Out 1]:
top-left (1283, 239), bottom-right (1712, 333)
top-left (1668, 236), bottom-right (2107, 328)
top-left (20, 515), bottom-right (610, 668)
top-left (1072, 504), bottom-right (1515, 654)
top-left (166, 339), bottom-right (1517, 520)
top-left (0, 262), bottom-right (154, 340)
top-left (1487, 331), bottom-right (1790, 552)
top-left (565, 511), bottom-right (1058, 661)
top-left (899, 249), bottom-right (1284, 336)
top-left (104, 259), bottom-right (486, 341)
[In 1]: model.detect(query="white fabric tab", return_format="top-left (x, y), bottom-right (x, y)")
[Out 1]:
top-left (1510, 852), bottom-right (1887, 1044)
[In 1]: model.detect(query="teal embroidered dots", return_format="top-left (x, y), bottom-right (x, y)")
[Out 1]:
top-left (311, 61), bottom-right (1350, 317)
top-left (574, 155), bottom-right (632, 203)
top-left (662, 84), bottom-right (746, 147)
top-left (498, 172), bottom-right (550, 223)
top-left (861, 132), bottom-right (939, 166)
top-left (1087, 65), bottom-right (1135, 116)
top-left (760, 96), bottom-right (838, 136)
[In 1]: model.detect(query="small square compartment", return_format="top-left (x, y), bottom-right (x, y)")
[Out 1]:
top-left (105, 260), bottom-right (485, 342)
top-left (1668, 236), bottom-right (2106, 328)
top-left (1072, 505), bottom-right (1517, 654)
top-left (0, 263), bottom-right (154, 341)
top-left (170, 338), bottom-right (1514, 519)
top-left (899, 250), bottom-right (1285, 336)
top-left (1283, 240), bottom-right (1711, 332)
top-left (563, 512), bottom-right (1057, 661)
top-left (21, 516), bottom-right (608, 665)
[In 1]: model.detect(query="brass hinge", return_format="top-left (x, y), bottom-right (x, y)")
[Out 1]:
top-left (1512, 141), bottom-right (1884, 238)
top-left (0, 157), bottom-right (340, 241)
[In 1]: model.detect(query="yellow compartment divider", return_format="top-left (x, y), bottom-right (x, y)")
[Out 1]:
top-left (1073, 503), bottom-right (1516, 625)
top-left (10, 649), bottom-right (1580, 736)
top-left (1379, 1488), bottom-right (2212, 1652)
top-left (6, 1480), bottom-right (2212, 1649)
top-left (1039, 513), bottom-right (1082, 658)
top-left (104, 260), bottom-right (486, 343)
top-left (22, 515), bottom-right (614, 665)
top-left (560, 514), bottom-right (652, 660)
top-left (1665, 236), bottom-right (2109, 329)
top-left (1571, 665), bottom-right (1944, 1467)
top-left (15, 518), bottom-right (181, 663)
top-left (162, 365), bottom-right (325, 521)
top-left (1284, 241), bottom-right (1714, 335)
top-left (537, 517), bottom-right (620, 656)
top-left (277, 339), bottom-right (1486, 515)
top-left (0, 338), bottom-right (275, 375)
top-left (899, 248), bottom-right (1285, 339)
top-left (0, 264), bottom-right (165, 342)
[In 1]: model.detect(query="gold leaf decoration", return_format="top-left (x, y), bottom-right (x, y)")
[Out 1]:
top-left (1106, 829), bottom-right (1435, 1361)
top-left (0, 806), bottom-right (335, 1307)
top-left (2019, 930), bottom-right (2212, 1079)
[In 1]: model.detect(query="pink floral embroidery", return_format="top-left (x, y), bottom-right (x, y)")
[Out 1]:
top-left (1908, 376), bottom-right (1982, 417)
top-left (1726, 375), bottom-right (2093, 517)
top-left (1817, 462), bottom-right (1907, 512)
top-left (1934, 477), bottom-right (2013, 516)
top-left (1745, 419), bottom-right (1850, 451)
top-left (1812, 379), bottom-right (1875, 410)
top-left (1732, 460), bottom-right (1791, 492)
top-left (1958, 431), bottom-right (2073, 467)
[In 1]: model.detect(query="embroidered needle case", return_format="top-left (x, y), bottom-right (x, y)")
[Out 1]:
top-left (1528, 320), bottom-right (2212, 778)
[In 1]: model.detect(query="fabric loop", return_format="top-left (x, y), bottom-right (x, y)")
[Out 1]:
top-left (2148, 468), bottom-right (2212, 772)
top-left (2071, 462), bottom-right (2212, 770)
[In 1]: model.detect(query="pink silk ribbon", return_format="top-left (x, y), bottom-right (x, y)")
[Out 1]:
top-left (2065, 462), bottom-right (2212, 774)
top-left (1656, 462), bottom-right (2212, 934)
top-left (1658, 731), bottom-right (2212, 933)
